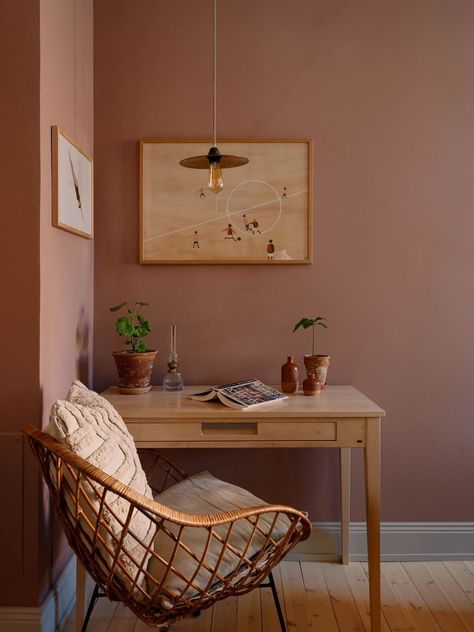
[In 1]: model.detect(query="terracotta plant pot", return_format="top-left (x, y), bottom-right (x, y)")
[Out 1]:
top-left (112, 350), bottom-right (158, 394)
top-left (304, 354), bottom-right (330, 386)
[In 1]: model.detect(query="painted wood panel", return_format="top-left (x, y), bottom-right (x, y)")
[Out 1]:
top-left (0, 434), bottom-right (23, 580)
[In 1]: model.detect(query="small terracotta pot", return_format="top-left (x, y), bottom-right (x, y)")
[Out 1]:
top-left (303, 374), bottom-right (322, 396)
top-left (112, 350), bottom-right (157, 394)
top-left (304, 354), bottom-right (330, 386)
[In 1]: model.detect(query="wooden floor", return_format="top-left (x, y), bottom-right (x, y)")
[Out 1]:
top-left (64, 561), bottom-right (474, 632)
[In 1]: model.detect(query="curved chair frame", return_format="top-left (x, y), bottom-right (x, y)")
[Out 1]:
top-left (24, 426), bottom-right (311, 629)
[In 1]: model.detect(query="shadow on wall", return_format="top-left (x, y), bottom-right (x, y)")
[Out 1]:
top-left (76, 307), bottom-right (91, 386)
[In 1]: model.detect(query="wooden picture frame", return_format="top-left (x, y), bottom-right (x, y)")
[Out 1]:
top-left (52, 126), bottom-right (93, 239)
top-left (140, 139), bottom-right (312, 264)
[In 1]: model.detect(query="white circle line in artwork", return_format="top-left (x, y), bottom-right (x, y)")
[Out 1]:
top-left (225, 179), bottom-right (282, 237)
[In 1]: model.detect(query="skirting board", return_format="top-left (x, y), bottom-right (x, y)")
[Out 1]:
top-left (0, 555), bottom-right (94, 632)
top-left (287, 522), bottom-right (474, 562)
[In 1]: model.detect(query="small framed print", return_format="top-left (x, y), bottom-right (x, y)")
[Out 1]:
top-left (140, 138), bottom-right (312, 264)
top-left (52, 126), bottom-right (93, 239)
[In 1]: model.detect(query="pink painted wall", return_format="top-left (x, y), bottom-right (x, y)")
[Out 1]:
top-left (40, 0), bottom-right (94, 595)
top-left (0, 1), bottom-right (42, 607)
top-left (0, 0), bottom-right (93, 609)
top-left (93, 0), bottom-right (474, 522)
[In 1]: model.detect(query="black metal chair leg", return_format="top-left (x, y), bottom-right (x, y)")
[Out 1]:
top-left (81, 577), bottom-right (284, 632)
top-left (80, 583), bottom-right (101, 632)
top-left (269, 571), bottom-right (286, 632)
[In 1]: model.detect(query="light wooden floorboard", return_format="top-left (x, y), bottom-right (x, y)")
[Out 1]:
top-left (237, 588), bottom-right (262, 632)
top-left (323, 562), bottom-right (365, 631)
top-left (444, 562), bottom-right (474, 607)
top-left (362, 560), bottom-right (420, 632)
top-left (344, 562), bottom-right (390, 632)
top-left (260, 564), bottom-right (286, 632)
top-left (67, 561), bottom-right (474, 632)
top-left (280, 560), bottom-right (311, 630)
top-left (402, 562), bottom-right (469, 632)
top-left (88, 595), bottom-right (118, 632)
top-left (379, 562), bottom-right (441, 632)
top-left (301, 560), bottom-right (339, 631)
top-left (210, 595), bottom-right (237, 632)
top-left (107, 603), bottom-right (137, 632)
top-left (423, 562), bottom-right (474, 631)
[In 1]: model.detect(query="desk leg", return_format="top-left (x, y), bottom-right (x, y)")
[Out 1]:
top-left (76, 558), bottom-right (86, 632)
top-left (340, 447), bottom-right (351, 564)
top-left (365, 418), bottom-right (381, 632)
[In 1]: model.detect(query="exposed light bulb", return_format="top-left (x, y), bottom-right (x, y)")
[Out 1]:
top-left (208, 162), bottom-right (224, 193)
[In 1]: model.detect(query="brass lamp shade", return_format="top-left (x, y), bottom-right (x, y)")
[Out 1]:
top-left (180, 153), bottom-right (249, 169)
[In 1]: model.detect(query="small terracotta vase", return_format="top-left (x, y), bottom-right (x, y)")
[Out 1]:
top-left (112, 350), bottom-right (157, 394)
top-left (304, 354), bottom-right (330, 386)
top-left (281, 356), bottom-right (299, 393)
top-left (303, 374), bottom-right (322, 396)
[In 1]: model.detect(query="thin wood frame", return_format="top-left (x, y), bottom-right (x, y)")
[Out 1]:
top-left (24, 425), bottom-right (311, 628)
top-left (52, 126), bottom-right (94, 239)
top-left (140, 138), bottom-right (313, 265)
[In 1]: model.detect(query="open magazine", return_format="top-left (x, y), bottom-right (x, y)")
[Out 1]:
top-left (190, 379), bottom-right (288, 410)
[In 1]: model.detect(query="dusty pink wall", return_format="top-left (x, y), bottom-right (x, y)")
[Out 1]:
top-left (0, 1), bottom-right (42, 608)
top-left (40, 0), bottom-right (94, 594)
top-left (94, 0), bottom-right (474, 521)
top-left (0, 0), bottom-right (94, 609)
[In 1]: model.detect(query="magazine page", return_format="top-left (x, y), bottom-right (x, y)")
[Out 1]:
top-left (218, 380), bottom-right (286, 407)
top-left (190, 388), bottom-right (217, 401)
top-left (215, 392), bottom-right (245, 409)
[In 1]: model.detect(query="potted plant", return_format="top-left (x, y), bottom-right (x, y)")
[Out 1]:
top-left (293, 316), bottom-right (330, 385)
top-left (110, 301), bottom-right (157, 394)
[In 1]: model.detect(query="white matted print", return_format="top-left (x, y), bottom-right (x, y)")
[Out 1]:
top-left (140, 139), bottom-right (312, 264)
top-left (52, 126), bottom-right (93, 239)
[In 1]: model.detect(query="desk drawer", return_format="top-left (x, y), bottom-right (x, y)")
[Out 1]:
top-left (202, 421), bottom-right (336, 441)
top-left (130, 420), bottom-right (336, 443)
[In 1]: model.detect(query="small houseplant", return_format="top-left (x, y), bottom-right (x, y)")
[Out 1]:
top-left (293, 316), bottom-right (330, 385)
top-left (110, 301), bottom-right (157, 394)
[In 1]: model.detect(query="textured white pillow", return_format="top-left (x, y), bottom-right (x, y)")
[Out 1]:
top-left (148, 471), bottom-right (290, 608)
top-left (47, 381), bottom-right (154, 597)
top-left (66, 380), bottom-right (132, 438)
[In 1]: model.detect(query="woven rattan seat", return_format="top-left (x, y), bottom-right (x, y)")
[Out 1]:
top-left (24, 425), bottom-right (311, 630)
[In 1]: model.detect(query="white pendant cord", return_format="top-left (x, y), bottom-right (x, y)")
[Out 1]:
top-left (212, 0), bottom-right (217, 148)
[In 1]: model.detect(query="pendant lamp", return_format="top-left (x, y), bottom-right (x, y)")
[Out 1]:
top-left (179, 0), bottom-right (248, 192)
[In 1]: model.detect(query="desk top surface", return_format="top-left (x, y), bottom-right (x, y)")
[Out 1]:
top-left (102, 385), bottom-right (385, 420)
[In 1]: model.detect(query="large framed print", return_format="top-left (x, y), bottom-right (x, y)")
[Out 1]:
top-left (52, 126), bottom-right (93, 239)
top-left (140, 139), bottom-right (312, 264)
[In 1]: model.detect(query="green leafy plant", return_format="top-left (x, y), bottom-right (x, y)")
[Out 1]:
top-left (110, 301), bottom-right (152, 352)
top-left (293, 316), bottom-right (328, 356)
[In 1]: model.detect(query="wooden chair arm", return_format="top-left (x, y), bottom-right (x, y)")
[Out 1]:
top-left (146, 497), bottom-right (311, 531)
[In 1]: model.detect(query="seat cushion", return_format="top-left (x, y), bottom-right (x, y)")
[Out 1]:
top-left (46, 380), bottom-right (154, 596)
top-left (148, 471), bottom-right (291, 608)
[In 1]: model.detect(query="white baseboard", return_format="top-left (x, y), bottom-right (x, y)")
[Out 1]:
top-left (0, 555), bottom-right (80, 632)
top-left (40, 555), bottom-right (78, 632)
top-left (287, 521), bottom-right (474, 561)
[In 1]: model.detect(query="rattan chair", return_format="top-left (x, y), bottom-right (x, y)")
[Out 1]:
top-left (24, 425), bottom-right (311, 631)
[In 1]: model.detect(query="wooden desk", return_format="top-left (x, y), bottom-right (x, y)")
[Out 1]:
top-left (77, 385), bottom-right (384, 631)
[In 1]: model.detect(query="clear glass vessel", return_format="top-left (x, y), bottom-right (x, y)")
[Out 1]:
top-left (163, 325), bottom-right (183, 391)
